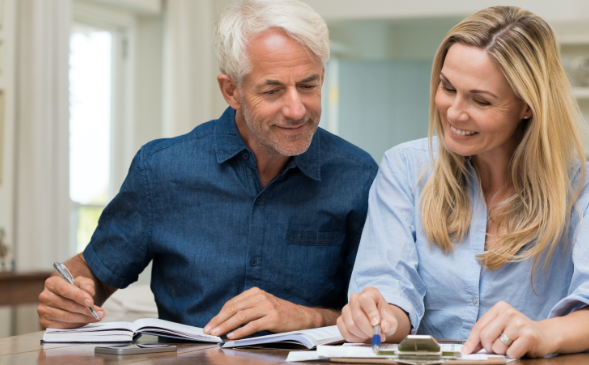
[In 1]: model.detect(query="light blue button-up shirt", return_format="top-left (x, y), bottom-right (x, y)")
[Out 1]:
top-left (349, 137), bottom-right (589, 339)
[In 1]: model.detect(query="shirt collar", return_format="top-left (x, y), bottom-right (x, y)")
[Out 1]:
top-left (214, 107), bottom-right (321, 181)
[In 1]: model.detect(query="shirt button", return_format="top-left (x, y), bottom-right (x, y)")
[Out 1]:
top-left (255, 198), bottom-right (262, 206)
top-left (242, 152), bottom-right (249, 159)
top-left (472, 298), bottom-right (477, 304)
top-left (250, 258), bottom-right (258, 266)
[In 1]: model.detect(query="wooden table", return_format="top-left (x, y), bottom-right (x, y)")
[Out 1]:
top-left (0, 271), bottom-right (52, 306)
top-left (1, 331), bottom-right (589, 365)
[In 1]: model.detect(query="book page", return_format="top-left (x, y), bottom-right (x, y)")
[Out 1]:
top-left (45, 322), bottom-right (135, 333)
top-left (132, 318), bottom-right (222, 342)
top-left (221, 325), bottom-right (343, 349)
top-left (294, 325), bottom-right (342, 343)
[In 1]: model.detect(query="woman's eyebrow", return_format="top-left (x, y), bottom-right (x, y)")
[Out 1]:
top-left (440, 72), bottom-right (499, 99)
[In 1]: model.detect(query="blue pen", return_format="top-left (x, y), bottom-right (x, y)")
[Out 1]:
top-left (372, 324), bottom-right (381, 353)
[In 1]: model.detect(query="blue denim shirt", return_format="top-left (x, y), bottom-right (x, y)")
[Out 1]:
top-left (350, 137), bottom-right (589, 338)
top-left (84, 107), bottom-right (378, 328)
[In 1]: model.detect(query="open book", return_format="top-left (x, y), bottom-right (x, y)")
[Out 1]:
top-left (221, 325), bottom-right (343, 349)
top-left (42, 318), bottom-right (222, 343)
top-left (42, 318), bottom-right (343, 349)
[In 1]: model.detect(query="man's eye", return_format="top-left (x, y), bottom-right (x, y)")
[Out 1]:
top-left (265, 90), bottom-right (276, 95)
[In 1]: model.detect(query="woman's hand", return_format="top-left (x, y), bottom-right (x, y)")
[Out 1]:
top-left (462, 301), bottom-right (553, 359)
top-left (337, 286), bottom-right (410, 343)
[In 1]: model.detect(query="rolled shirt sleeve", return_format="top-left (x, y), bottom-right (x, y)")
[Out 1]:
top-left (349, 145), bottom-right (427, 333)
top-left (83, 150), bottom-right (153, 289)
top-left (549, 163), bottom-right (589, 318)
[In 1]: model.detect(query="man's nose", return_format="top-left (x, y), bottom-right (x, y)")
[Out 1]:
top-left (282, 89), bottom-right (306, 121)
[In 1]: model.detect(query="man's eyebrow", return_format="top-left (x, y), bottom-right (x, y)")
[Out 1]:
top-left (259, 79), bottom-right (283, 87)
top-left (440, 72), bottom-right (498, 100)
top-left (300, 74), bottom-right (320, 83)
top-left (257, 74), bottom-right (321, 89)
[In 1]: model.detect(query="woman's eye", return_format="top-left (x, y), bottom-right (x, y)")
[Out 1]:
top-left (474, 99), bottom-right (491, 106)
top-left (441, 85), bottom-right (455, 93)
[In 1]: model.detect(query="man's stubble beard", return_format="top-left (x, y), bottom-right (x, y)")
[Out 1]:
top-left (241, 98), bottom-right (319, 157)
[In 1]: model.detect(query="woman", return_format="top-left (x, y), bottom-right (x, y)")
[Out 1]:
top-left (338, 6), bottom-right (589, 359)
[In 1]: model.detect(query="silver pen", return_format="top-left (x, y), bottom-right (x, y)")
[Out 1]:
top-left (53, 262), bottom-right (100, 320)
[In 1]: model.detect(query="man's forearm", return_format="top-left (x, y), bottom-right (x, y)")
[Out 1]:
top-left (64, 253), bottom-right (117, 306)
top-left (310, 307), bottom-right (341, 328)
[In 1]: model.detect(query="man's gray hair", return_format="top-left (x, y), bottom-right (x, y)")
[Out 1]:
top-left (214, 0), bottom-right (329, 84)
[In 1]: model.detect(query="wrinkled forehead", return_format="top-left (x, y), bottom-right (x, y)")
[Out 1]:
top-left (248, 29), bottom-right (320, 61)
top-left (243, 29), bottom-right (323, 83)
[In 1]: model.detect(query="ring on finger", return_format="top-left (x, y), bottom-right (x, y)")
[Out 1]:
top-left (499, 333), bottom-right (513, 347)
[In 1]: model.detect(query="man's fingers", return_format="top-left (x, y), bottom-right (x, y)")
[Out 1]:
top-left (45, 276), bottom-right (95, 307)
top-left (40, 304), bottom-right (100, 326)
top-left (40, 319), bottom-right (93, 330)
top-left (205, 300), bottom-right (255, 335)
top-left (204, 288), bottom-right (268, 335)
top-left (213, 305), bottom-right (266, 337)
top-left (226, 316), bottom-right (269, 340)
top-left (40, 289), bottom-right (95, 317)
top-left (74, 276), bottom-right (96, 297)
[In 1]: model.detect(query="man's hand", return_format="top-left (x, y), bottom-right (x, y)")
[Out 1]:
top-left (337, 286), bottom-right (411, 343)
top-left (37, 275), bottom-right (105, 329)
top-left (37, 254), bottom-right (116, 329)
top-left (203, 287), bottom-right (339, 340)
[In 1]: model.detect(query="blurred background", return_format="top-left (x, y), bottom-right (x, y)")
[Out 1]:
top-left (0, 0), bottom-right (588, 337)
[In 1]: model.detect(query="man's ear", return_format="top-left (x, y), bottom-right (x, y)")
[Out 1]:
top-left (217, 74), bottom-right (242, 110)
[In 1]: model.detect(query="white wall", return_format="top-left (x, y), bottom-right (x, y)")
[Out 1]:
top-left (304, 0), bottom-right (589, 22)
top-left (0, 0), bottom-right (17, 339)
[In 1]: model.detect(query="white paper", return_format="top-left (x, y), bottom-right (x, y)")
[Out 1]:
top-left (316, 344), bottom-right (496, 361)
top-left (285, 351), bottom-right (328, 362)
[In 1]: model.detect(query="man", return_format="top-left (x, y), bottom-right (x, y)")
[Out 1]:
top-left (38, 0), bottom-right (377, 340)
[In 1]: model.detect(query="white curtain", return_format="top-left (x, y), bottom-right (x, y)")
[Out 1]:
top-left (16, 0), bottom-right (72, 270)
top-left (162, 0), bottom-right (228, 137)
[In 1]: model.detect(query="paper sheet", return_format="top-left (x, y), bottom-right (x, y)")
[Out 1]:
top-left (286, 344), bottom-right (512, 362)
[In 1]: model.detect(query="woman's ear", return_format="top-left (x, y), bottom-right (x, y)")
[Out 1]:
top-left (521, 104), bottom-right (532, 120)
top-left (217, 74), bottom-right (242, 110)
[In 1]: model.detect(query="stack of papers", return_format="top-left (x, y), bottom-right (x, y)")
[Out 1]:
top-left (286, 343), bottom-right (512, 363)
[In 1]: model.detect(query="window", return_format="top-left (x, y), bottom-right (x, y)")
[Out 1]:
top-left (68, 1), bottom-right (163, 256)
top-left (69, 25), bottom-right (113, 253)
top-left (68, 1), bottom-right (137, 255)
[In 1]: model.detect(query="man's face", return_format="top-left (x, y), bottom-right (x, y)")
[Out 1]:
top-left (236, 29), bottom-right (324, 157)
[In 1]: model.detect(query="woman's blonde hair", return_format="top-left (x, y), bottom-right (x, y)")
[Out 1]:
top-left (420, 6), bottom-right (587, 275)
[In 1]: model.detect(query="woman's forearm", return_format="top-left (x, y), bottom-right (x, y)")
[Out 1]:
top-left (540, 307), bottom-right (589, 355)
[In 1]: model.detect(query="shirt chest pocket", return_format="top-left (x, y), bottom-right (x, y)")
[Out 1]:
top-left (283, 231), bottom-right (345, 304)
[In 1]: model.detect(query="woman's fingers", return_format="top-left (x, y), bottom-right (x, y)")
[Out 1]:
top-left (338, 287), bottom-right (400, 343)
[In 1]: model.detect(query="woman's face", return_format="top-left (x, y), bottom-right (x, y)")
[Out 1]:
top-left (435, 43), bottom-right (531, 162)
